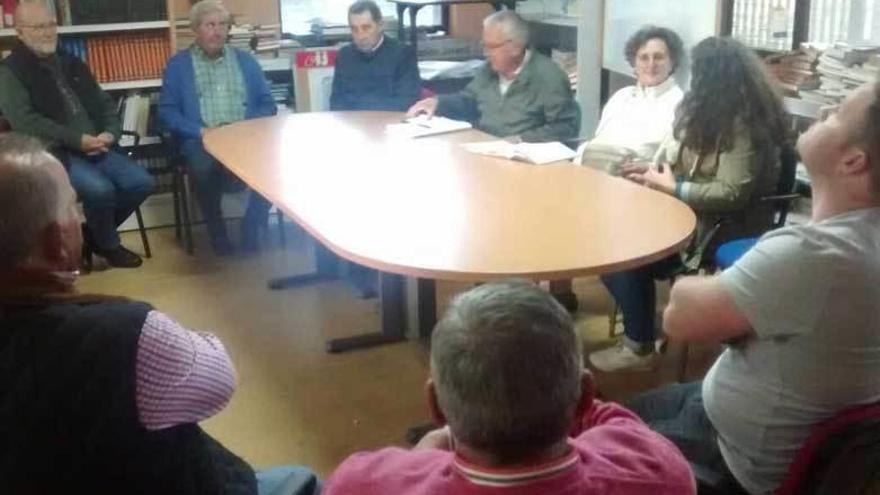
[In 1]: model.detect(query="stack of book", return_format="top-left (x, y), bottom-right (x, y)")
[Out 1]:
top-left (228, 24), bottom-right (255, 52)
top-left (552, 49), bottom-right (578, 93)
top-left (802, 42), bottom-right (880, 105)
top-left (255, 24), bottom-right (282, 56)
top-left (118, 92), bottom-right (154, 147)
top-left (86, 32), bottom-right (170, 83)
top-left (269, 82), bottom-right (293, 110)
top-left (175, 17), bottom-right (196, 51)
top-left (765, 45), bottom-right (821, 95)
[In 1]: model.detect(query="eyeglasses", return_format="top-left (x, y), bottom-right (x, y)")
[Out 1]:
top-left (18, 23), bottom-right (57, 32)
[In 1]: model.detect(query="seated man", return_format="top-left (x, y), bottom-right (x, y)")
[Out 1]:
top-left (325, 281), bottom-right (695, 494)
top-left (0, 133), bottom-right (321, 494)
top-left (160, 0), bottom-right (275, 255)
top-left (628, 81), bottom-right (880, 494)
top-left (407, 10), bottom-right (579, 143)
top-left (0, 0), bottom-right (153, 268)
top-left (330, 0), bottom-right (420, 111)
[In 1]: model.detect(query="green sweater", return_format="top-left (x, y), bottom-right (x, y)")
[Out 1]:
top-left (0, 60), bottom-right (120, 151)
top-left (436, 51), bottom-right (579, 143)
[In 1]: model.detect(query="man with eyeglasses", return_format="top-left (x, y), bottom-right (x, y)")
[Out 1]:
top-left (407, 10), bottom-right (579, 143)
top-left (0, 0), bottom-right (153, 268)
top-left (159, 0), bottom-right (275, 255)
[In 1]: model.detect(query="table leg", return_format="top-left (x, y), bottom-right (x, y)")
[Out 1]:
top-left (267, 239), bottom-right (339, 290)
top-left (418, 278), bottom-right (437, 339)
top-left (549, 279), bottom-right (579, 313)
top-left (326, 272), bottom-right (407, 352)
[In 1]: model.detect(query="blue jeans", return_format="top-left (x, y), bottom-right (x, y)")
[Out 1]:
top-left (626, 381), bottom-right (745, 492)
top-left (600, 254), bottom-right (681, 350)
top-left (256, 466), bottom-right (322, 495)
top-left (179, 139), bottom-right (270, 243)
top-left (67, 151), bottom-right (153, 251)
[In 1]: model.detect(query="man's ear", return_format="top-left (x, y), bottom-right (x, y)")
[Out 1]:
top-left (840, 146), bottom-right (870, 177)
top-left (426, 379), bottom-right (447, 426)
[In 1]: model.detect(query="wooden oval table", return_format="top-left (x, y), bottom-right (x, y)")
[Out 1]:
top-left (204, 112), bottom-right (696, 351)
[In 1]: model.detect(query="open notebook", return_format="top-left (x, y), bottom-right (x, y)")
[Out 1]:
top-left (463, 140), bottom-right (576, 165)
top-left (385, 115), bottom-right (472, 139)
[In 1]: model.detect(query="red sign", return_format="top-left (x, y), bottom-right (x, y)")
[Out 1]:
top-left (295, 49), bottom-right (337, 69)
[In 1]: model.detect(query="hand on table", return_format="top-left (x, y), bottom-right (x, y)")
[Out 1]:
top-left (406, 97), bottom-right (438, 119)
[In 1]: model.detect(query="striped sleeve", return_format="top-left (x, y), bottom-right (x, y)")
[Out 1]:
top-left (135, 310), bottom-right (237, 430)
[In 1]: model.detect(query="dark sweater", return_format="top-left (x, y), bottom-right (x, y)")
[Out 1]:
top-left (330, 36), bottom-right (421, 112)
top-left (0, 296), bottom-right (257, 495)
top-left (0, 41), bottom-right (120, 153)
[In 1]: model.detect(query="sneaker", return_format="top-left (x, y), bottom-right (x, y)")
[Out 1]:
top-left (96, 245), bottom-right (143, 268)
top-left (589, 343), bottom-right (656, 372)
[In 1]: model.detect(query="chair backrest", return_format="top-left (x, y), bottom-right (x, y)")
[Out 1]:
top-left (777, 401), bottom-right (880, 495)
top-left (771, 144), bottom-right (800, 228)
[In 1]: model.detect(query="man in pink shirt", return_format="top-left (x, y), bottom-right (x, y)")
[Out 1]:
top-left (325, 280), bottom-right (696, 494)
top-left (0, 133), bottom-right (319, 495)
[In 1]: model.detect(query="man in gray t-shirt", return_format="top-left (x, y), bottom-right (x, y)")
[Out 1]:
top-left (627, 81), bottom-right (880, 494)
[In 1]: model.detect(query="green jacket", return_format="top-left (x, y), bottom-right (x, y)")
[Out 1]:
top-left (0, 51), bottom-right (120, 152)
top-left (657, 128), bottom-right (780, 258)
top-left (437, 51), bottom-right (579, 143)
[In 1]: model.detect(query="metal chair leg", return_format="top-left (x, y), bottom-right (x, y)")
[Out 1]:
top-left (172, 167), bottom-right (182, 240)
top-left (608, 303), bottom-right (620, 339)
top-left (180, 171), bottom-right (194, 255)
top-left (134, 206), bottom-right (151, 258)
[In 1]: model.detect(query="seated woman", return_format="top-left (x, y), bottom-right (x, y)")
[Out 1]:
top-left (589, 36), bottom-right (789, 372)
top-left (574, 25), bottom-right (684, 172)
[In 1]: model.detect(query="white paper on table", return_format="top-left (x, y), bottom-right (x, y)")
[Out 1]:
top-left (463, 140), bottom-right (576, 165)
top-left (385, 115), bottom-right (472, 139)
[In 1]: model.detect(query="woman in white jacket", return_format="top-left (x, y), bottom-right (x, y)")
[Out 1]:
top-left (575, 26), bottom-right (685, 169)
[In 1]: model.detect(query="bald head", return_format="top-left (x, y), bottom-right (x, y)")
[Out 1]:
top-left (0, 134), bottom-right (77, 270)
top-left (14, 1), bottom-right (58, 57)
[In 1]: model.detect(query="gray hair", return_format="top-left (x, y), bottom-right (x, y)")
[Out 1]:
top-left (430, 280), bottom-right (582, 462)
top-left (483, 10), bottom-right (530, 47)
top-left (0, 133), bottom-right (64, 270)
top-left (189, 0), bottom-right (230, 29)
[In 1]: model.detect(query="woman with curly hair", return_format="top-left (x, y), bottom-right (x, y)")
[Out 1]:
top-left (590, 36), bottom-right (789, 372)
top-left (575, 25), bottom-right (685, 168)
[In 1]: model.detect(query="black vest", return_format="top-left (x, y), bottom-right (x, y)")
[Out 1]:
top-left (3, 42), bottom-right (107, 164)
top-left (0, 296), bottom-right (257, 495)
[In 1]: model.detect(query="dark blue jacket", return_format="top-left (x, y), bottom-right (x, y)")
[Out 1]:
top-left (330, 37), bottom-right (420, 112)
top-left (159, 47), bottom-right (276, 140)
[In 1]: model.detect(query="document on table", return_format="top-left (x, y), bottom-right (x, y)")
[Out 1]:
top-left (385, 115), bottom-right (472, 139)
top-left (462, 140), bottom-right (576, 165)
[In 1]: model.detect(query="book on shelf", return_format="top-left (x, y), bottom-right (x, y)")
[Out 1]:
top-left (83, 32), bottom-right (170, 83)
top-left (462, 140), bottom-right (576, 165)
top-left (69, 0), bottom-right (165, 24)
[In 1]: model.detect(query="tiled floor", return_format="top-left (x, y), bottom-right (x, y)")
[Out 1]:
top-left (78, 223), bottom-right (719, 477)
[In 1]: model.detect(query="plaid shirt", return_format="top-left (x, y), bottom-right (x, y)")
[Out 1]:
top-left (191, 45), bottom-right (246, 127)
